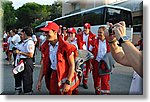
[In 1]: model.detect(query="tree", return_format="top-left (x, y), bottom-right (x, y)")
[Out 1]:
top-left (2, 0), bottom-right (16, 31)
top-left (48, 0), bottom-right (62, 20)
top-left (16, 2), bottom-right (50, 28)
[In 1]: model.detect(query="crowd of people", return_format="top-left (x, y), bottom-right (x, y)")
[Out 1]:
top-left (2, 21), bottom-right (143, 95)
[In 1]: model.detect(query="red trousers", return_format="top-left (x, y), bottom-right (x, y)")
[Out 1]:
top-left (92, 60), bottom-right (110, 94)
top-left (83, 61), bottom-right (91, 85)
top-left (49, 70), bottom-right (77, 95)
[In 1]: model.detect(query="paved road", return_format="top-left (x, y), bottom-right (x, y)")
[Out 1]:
top-left (1, 48), bottom-right (134, 95)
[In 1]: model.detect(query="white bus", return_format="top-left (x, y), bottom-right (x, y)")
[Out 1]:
top-left (53, 5), bottom-right (133, 41)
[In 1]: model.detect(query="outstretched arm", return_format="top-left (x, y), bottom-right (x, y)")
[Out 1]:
top-left (36, 65), bottom-right (44, 91)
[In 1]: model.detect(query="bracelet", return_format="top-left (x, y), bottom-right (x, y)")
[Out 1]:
top-left (108, 39), bottom-right (117, 44)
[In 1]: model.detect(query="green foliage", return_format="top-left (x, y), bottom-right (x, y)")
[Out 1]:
top-left (2, 0), bottom-right (62, 30)
top-left (49, 0), bottom-right (62, 20)
top-left (16, 2), bottom-right (50, 28)
top-left (2, 1), bottom-right (16, 31)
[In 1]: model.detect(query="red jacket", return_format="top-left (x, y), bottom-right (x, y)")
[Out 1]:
top-left (76, 31), bottom-right (96, 50)
top-left (90, 38), bottom-right (110, 59)
top-left (76, 38), bottom-right (85, 50)
top-left (41, 37), bottom-right (79, 92)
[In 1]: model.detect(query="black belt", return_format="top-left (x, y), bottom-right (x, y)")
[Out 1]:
top-left (50, 68), bottom-right (57, 72)
top-left (20, 58), bottom-right (32, 60)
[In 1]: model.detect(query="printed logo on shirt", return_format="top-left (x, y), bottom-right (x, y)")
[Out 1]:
top-left (29, 45), bottom-right (33, 50)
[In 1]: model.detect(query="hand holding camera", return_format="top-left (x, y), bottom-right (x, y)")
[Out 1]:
top-left (105, 21), bottom-right (127, 43)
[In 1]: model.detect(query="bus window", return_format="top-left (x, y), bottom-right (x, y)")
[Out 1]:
top-left (73, 14), bottom-right (83, 27)
top-left (83, 8), bottom-right (104, 26)
top-left (106, 8), bottom-right (132, 27)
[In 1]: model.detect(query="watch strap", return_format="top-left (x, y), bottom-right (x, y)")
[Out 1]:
top-left (65, 80), bottom-right (71, 85)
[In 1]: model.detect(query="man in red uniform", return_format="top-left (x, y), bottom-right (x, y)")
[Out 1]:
top-left (89, 26), bottom-right (111, 94)
top-left (76, 23), bottom-right (96, 89)
top-left (36, 22), bottom-right (79, 95)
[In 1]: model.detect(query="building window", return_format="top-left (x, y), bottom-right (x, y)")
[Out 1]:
top-left (73, 3), bottom-right (80, 10)
top-left (133, 16), bottom-right (143, 33)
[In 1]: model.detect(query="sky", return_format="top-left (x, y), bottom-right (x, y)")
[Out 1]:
top-left (8, 0), bottom-right (57, 9)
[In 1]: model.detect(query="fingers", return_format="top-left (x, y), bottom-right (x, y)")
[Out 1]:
top-left (109, 23), bottom-right (113, 28)
top-left (119, 21), bottom-right (126, 27)
top-left (62, 88), bottom-right (69, 93)
top-left (36, 83), bottom-right (41, 91)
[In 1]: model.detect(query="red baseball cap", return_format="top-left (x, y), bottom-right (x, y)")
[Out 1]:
top-left (84, 23), bottom-right (91, 29)
top-left (68, 27), bottom-right (76, 34)
top-left (40, 22), bottom-right (59, 32)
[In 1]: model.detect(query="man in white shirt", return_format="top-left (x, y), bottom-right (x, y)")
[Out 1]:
top-left (14, 26), bottom-right (35, 95)
top-left (3, 31), bottom-right (8, 42)
top-left (32, 33), bottom-right (38, 66)
top-left (39, 32), bottom-right (46, 49)
top-left (89, 26), bottom-right (111, 95)
top-left (38, 32), bottom-right (46, 64)
top-left (7, 31), bottom-right (14, 64)
top-left (76, 23), bottom-right (96, 89)
top-left (11, 29), bottom-right (21, 66)
top-left (11, 29), bottom-right (21, 46)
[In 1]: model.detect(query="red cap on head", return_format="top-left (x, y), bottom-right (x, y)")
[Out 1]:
top-left (68, 27), bottom-right (76, 34)
top-left (84, 23), bottom-right (91, 29)
top-left (40, 22), bottom-right (59, 32)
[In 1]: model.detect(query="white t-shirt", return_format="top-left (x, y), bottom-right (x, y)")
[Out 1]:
top-left (39, 34), bottom-right (46, 46)
top-left (7, 36), bottom-right (14, 50)
top-left (20, 38), bottom-right (35, 58)
top-left (89, 39), bottom-right (107, 62)
top-left (49, 42), bottom-right (59, 70)
top-left (83, 33), bottom-right (89, 49)
top-left (12, 34), bottom-right (21, 46)
top-left (96, 40), bottom-right (107, 62)
top-left (32, 34), bottom-right (37, 42)
top-left (3, 33), bottom-right (7, 38)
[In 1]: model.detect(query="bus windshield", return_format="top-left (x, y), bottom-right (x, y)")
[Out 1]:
top-left (106, 7), bottom-right (132, 27)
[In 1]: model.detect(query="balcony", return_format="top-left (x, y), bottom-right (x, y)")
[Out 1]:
top-left (65, 0), bottom-right (80, 3)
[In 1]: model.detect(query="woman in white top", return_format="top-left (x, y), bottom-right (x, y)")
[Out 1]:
top-left (7, 31), bottom-right (14, 64)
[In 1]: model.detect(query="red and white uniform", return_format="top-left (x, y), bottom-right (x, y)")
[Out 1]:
top-left (76, 31), bottom-right (96, 86)
top-left (41, 37), bottom-right (79, 95)
top-left (89, 38), bottom-right (111, 94)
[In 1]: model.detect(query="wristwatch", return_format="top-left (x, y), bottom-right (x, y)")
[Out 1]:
top-left (65, 80), bottom-right (71, 85)
top-left (118, 36), bottom-right (129, 46)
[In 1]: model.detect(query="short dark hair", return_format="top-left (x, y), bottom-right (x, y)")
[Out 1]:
top-left (77, 28), bottom-right (82, 32)
top-left (12, 29), bottom-right (18, 34)
top-left (98, 26), bottom-right (106, 31)
top-left (21, 26), bottom-right (32, 36)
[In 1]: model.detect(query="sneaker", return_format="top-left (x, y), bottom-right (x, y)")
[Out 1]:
top-left (83, 84), bottom-right (88, 89)
top-left (24, 91), bottom-right (33, 95)
top-left (11, 61), bottom-right (14, 65)
top-left (14, 89), bottom-right (22, 95)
